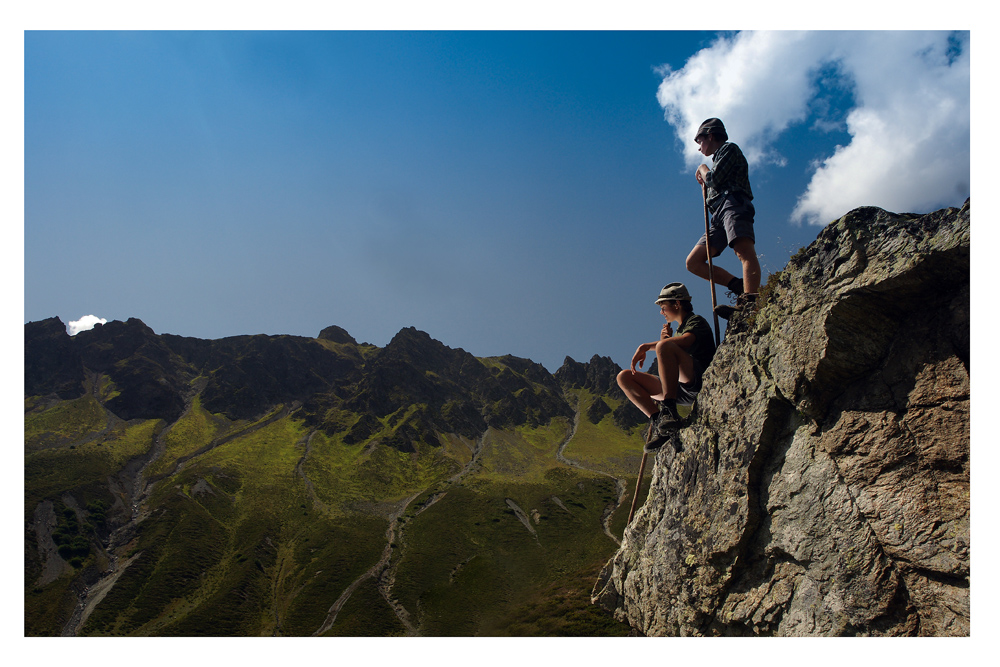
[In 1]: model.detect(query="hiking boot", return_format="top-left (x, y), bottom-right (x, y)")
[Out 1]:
top-left (643, 400), bottom-right (683, 452)
top-left (714, 304), bottom-right (737, 321)
top-left (715, 292), bottom-right (757, 322)
top-left (645, 435), bottom-right (671, 453)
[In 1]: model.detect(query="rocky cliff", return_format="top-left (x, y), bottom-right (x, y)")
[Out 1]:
top-left (593, 200), bottom-right (970, 636)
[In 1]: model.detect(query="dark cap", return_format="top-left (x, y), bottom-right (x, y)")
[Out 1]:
top-left (694, 118), bottom-right (728, 143)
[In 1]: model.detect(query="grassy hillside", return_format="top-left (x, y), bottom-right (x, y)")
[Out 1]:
top-left (25, 342), bottom-right (649, 636)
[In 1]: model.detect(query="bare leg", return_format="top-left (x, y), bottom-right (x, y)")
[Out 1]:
top-left (616, 340), bottom-right (696, 418)
top-left (654, 339), bottom-right (696, 398)
top-left (686, 243), bottom-right (736, 288)
top-left (617, 370), bottom-right (661, 418)
top-left (731, 237), bottom-right (761, 293)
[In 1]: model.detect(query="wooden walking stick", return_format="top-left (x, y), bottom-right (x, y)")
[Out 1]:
top-left (702, 184), bottom-right (721, 347)
top-left (627, 451), bottom-right (648, 525)
top-left (627, 419), bottom-right (658, 525)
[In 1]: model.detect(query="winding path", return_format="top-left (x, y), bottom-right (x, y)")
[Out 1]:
top-left (312, 394), bottom-right (631, 636)
top-left (555, 394), bottom-right (629, 546)
top-left (311, 430), bottom-right (490, 636)
top-left (311, 490), bottom-right (422, 636)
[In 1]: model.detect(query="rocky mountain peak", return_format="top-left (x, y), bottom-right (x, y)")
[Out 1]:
top-left (24, 317), bottom-right (84, 399)
top-left (317, 325), bottom-right (357, 345)
top-left (555, 354), bottom-right (623, 396)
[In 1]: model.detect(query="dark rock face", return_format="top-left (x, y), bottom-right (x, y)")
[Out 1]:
top-left (343, 327), bottom-right (574, 444)
top-left (556, 354), bottom-right (644, 430)
top-left (593, 201), bottom-right (970, 636)
top-left (586, 397), bottom-right (612, 424)
top-left (555, 354), bottom-right (623, 397)
top-left (24, 318), bottom-right (85, 399)
top-left (73, 319), bottom-right (191, 423)
top-left (317, 325), bottom-right (357, 345)
top-left (192, 335), bottom-right (362, 421)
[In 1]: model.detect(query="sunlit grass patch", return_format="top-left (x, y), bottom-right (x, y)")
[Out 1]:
top-left (189, 414), bottom-right (312, 519)
top-left (145, 395), bottom-right (230, 478)
top-left (303, 423), bottom-right (466, 513)
top-left (477, 421), bottom-right (571, 483)
top-left (561, 389), bottom-right (645, 477)
top-left (25, 418), bottom-right (163, 513)
top-left (24, 394), bottom-right (106, 451)
top-left (391, 468), bottom-right (622, 635)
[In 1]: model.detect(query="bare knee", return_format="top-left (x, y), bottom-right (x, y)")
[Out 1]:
top-left (685, 248), bottom-right (704, 273)
top-left (655, 339), bottom-right (677, 356)
top-left (616, 369), bottom-right (632, 390)
top-left (731, 237), bottom-right (758, 264)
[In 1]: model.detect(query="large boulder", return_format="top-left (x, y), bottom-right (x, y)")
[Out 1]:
top-left (593, 201), bottom-right (970, 636)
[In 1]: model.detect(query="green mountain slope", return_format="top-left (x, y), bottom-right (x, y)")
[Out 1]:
top-left (25, 319), bottom-right (647, 636)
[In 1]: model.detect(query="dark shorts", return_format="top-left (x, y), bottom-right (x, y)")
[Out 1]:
top-left (698, 192), bottom-right (755, 257)
top-left (676, 358), bottom-right (706, 407)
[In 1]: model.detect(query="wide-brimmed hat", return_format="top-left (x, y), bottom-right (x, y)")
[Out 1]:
top-left (694, 117), bottom-right (728, 143)
top-left (655, 282), bottom-right (692, 304)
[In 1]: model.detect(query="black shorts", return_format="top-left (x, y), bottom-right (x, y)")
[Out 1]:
top-left (698, 192), bottom-right (755, 256)
top-left (676, 358), bottom-right (706, 407)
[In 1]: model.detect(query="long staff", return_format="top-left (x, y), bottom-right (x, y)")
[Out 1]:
top-left (627, 451), bottom-right (648, 525)
top-left (702, 184), bottom-right (721, 347)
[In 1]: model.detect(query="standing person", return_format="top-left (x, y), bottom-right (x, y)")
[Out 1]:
top-left (686, 118), bottom-right (761, 320)
top-left (617, 283), bottom-right (716, 452)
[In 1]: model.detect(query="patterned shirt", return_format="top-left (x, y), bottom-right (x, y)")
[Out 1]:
top-left (704, 142), bottom-right (753, 211)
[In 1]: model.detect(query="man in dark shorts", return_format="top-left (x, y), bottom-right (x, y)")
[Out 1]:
top-left (616, 282), bottom-right (716, 451)
top-left (686, 118), bottom-right (761, 320)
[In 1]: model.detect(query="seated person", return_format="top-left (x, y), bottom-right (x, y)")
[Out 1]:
top-left (616, 282), bottom-right (716, 451)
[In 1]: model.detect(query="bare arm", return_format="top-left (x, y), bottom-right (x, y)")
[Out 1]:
top-left (630, 342), bottom-right (658, 373)
top-left (632, 325), bottom-right (695, 372)
top-left (669, 331), bottom-right (696, 350)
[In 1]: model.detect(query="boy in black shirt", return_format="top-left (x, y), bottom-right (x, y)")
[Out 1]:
top-left (617, 282), bottom-right (716, 451)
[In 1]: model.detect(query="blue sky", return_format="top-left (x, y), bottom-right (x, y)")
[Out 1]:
top-left (23, 28), bottom-right (971, 372)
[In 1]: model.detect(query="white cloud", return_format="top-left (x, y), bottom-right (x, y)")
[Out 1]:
top-left (67, 315), bottom-right (108, 336)
top-left (656, 31), bottom-right (970, 225)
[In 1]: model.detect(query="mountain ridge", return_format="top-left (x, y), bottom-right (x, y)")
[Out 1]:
top-left (25, 310), bottom-right (643, 636)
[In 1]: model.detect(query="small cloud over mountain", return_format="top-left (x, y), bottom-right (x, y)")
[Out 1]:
top-left (67, 315), bottom-right (107, 336)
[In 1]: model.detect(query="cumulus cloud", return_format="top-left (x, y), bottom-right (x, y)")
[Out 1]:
top-left (67, 315), bottom-right (107, 336)
top-left (656, 31), bottom-right (970, 225)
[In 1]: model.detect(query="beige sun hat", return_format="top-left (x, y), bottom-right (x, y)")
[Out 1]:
top-left (655, 282), bottom-right (692, 304)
